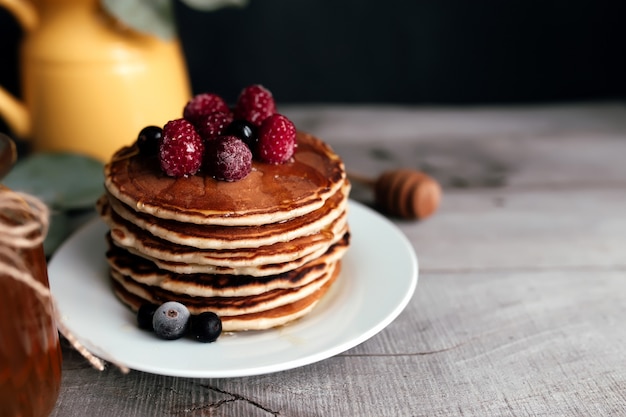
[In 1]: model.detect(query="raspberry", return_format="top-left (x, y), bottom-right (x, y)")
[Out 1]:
top-left (257, 114), bottom-right (296, 164)
top-left (195, 111), bottom-right (234, 141)
top-left (234, 84), bottom-right (276, 127)
top-left (159, 119), bottom-right (205, 177)
top-left (183, 93), bottom-right (230, 123)
top-left (205, 136), bottom-right (252, 181)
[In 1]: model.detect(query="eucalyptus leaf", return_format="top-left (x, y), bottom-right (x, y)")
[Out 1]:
top-left (101, 0), bottom-right (247, 39)
top-left (181, 0), bottom-right (247, 11)
top-left (3, 153), bottom-right (104, 211)
top-left (101, 0), bottom-right (176, 40)
top-left (44, 211), bottom-right (71, 256)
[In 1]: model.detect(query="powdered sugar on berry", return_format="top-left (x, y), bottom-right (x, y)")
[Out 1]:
top-left (257, 114), bottom-right (297, 164)
top-left (234, 85), bottom-right (277, 127)
top-left (159, 119), bottom-right (205, 177)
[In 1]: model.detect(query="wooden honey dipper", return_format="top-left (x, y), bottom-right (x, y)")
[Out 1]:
top-left (349, 169), bottom-right (442, 220)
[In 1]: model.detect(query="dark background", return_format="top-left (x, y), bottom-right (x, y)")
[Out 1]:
top-left (176, 0), bottom-right (626, 104)
top-left (1, 0), bottom-right (625, 111)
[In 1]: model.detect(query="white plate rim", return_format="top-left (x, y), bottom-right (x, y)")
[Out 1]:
top-left (48, 200), bottom-right (418, 378)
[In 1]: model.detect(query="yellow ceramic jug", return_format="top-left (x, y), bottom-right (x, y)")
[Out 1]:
top-left (0, 0), bottom-right (192, 161)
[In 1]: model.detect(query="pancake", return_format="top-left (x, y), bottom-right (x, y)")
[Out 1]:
top-left (100, 129), bottom-right (351, 332)
top-left (99, 181), bottom-right (349, 250)
top-left (103, 203), bottom-right (343, 268)
top-left (105, 232), bottom-right (350, 297)
top-left (100, 188), bottom-right (349, 275)
top-left (110, 264), bottom-right (336, 317)
top-left (112, 263), bottom-right (340, 332)
top-left (115, 225), bottom-right (348, 276)
top-left (105, 132), bottom-right (346, 226)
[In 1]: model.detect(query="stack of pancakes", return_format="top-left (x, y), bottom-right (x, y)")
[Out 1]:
top-left (98, 132), bottom-right (350, 331)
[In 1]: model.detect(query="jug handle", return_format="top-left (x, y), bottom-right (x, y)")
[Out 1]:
top-left (0, 0), bottom-right (36, 138)
top-left (0, 0), bottom-right (37, 31)
top-left (0, 89), bottom-right (30, 138)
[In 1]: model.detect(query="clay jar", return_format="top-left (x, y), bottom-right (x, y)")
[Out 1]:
top-left (0, 187), bottom-right (62, 417)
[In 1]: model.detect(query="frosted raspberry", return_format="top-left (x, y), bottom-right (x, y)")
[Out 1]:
top-left (257, 114), bottom-right (296, 164)
top-left (183, 93), bottom-right (230, 123)
top-left (195, 111), bottom-right (234, 141)
top-left (234, 84), bottom-right (276, 127)
top-left (205, 136), bottom-right (252, 181)
top-left (159, 119), bottom-right (205, 177)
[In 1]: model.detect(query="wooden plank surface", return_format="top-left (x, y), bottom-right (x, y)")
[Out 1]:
top-left (50, 103), bottom-right (626, 417)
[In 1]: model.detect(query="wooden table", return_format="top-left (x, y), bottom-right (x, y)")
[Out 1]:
top-left (50, 103), bottom-right (626, 416)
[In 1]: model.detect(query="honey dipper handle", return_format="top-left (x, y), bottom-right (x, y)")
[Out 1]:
top-left (349, 169), bottom-right (441, 220)
top-left (347, 171), bottom-right (377, 188)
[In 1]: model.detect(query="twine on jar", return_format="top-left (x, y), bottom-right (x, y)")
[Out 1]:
top-left (0, 189), bottom-right (129, 374)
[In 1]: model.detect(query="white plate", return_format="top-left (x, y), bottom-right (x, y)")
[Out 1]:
top-left (48, 200), bottom-right (418, 378)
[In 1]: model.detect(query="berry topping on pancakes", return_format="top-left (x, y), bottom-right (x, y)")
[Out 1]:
top-left (159, 119), bottom-right (204, 177)
top-left (195, 111), bottom-right (234, 141)
top-left (136, 125), bottom-right (162, 156)
top-left (257, 114), bottom-right (297, 164)
top-left (183, 92), bottom-right (230, 124)
top-left (140, 86), bottom-right (295, 180)
top-left (207, 135), bottom-right (253, 181)
top-left (224, 119), bottom-right (258, 149)
top-left (234, 84), bottom-right (276, 127)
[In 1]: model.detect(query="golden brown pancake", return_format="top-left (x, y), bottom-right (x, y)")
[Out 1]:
top-left (105, 132), bottom-right (346, 226)
top-left (100, 131), bottom-right (350, 331)
top-left (110, 266), bottom-right (334, 317)
top-left (112, 263), bottom-right (340, 332)
top-left (105, 232), bottom-right (349, 297)
top-left (99, 182), bottom-right (349, 250)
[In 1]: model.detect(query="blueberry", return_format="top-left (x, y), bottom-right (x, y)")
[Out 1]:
top-left (224, 119), bottom-right (258, 149)
top-left (136, 125), bottom-right (162, 155)
top-left (137, 303), bottom-right (158, 330)
top-left (152, 301), bottom-right (190, 340)
top-left (190, 312), bottom-right (222, 343)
